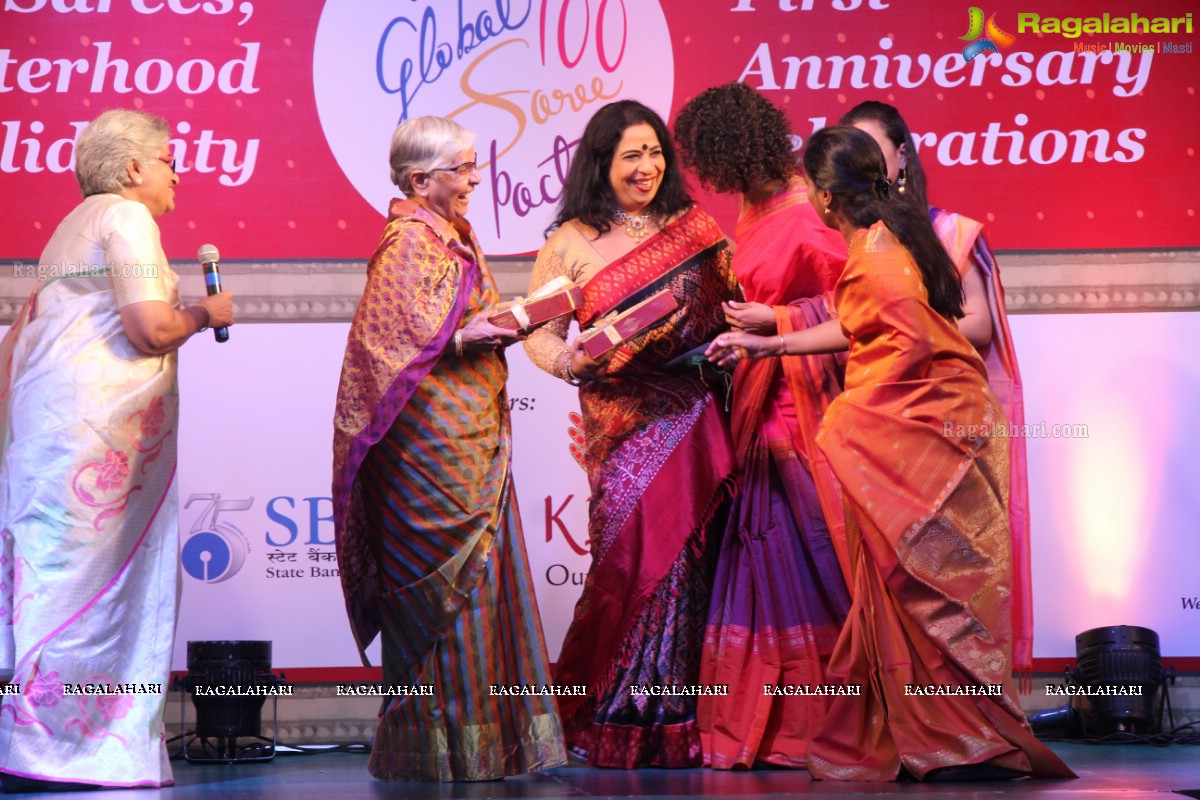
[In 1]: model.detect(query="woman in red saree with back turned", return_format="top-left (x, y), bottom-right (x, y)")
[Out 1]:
top-left (674, 83), bottom-right (852, 770)
top-left (524, 101), bottom-right (739, 768)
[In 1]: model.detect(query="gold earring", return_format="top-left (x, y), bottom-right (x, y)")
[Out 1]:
top-left (897, 168), bottom-right (907, 195)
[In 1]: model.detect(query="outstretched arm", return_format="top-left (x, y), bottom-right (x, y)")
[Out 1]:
top-left (706, 318), bottom-right (848, 368)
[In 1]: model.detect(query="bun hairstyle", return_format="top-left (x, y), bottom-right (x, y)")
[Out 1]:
top-left (840, 100), bottom-right (929, 210)
top-left (803, 126), bottom-right (963, 319)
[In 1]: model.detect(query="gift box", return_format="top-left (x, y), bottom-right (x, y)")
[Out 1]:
top-left (489, 276), bottom-right (583, 332)
top-left (578, 287), bottom-right (678, 360)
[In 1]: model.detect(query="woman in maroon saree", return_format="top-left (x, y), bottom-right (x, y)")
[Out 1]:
top-left (524, 101), bottom-right (739, 768)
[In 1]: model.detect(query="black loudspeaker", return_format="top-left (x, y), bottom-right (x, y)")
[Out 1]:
top-left (176, 640), bottom-right (287, 763)
top-left (1072, 625), bottom-right (1175, 736)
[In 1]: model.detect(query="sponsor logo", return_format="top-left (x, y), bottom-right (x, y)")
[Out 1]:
top-left (180, 493), bottom-right (253, 583)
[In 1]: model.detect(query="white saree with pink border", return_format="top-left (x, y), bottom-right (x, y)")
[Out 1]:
top-left (0, 194), bottom-right (180, 787)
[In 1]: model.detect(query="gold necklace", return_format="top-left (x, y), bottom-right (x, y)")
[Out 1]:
top-left (612, 208), bottom-right (652, 242)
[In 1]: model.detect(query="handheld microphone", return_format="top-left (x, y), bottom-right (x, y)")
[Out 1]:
top-left (197, 244), bottom-right (229, 343)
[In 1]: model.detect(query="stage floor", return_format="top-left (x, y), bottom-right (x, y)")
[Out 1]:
top-left (18, 743), bottom-right (1200, 798)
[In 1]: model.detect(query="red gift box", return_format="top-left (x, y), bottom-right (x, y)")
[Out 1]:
top-left (489, 278), bottom-right (583, 332)
top-left (578, 288), bottom-right (678, 360)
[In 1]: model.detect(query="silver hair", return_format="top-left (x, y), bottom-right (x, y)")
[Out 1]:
top-left (74, 109), bottom-right (170, 197)
top-left (388, 116), bottom-right (476, 196)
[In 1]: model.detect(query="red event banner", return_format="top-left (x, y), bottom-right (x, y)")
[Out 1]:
top-left (0, 0), bottom-right (1195, 262)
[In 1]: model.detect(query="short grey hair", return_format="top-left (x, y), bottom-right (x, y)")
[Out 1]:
top-left (75, 109), bottom-right (170, 197)
top-left (388, 116), bottom-right (476, 196)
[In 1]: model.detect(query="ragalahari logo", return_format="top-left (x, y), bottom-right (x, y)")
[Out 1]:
top-left (961, 6), bottom-right (1016, 61)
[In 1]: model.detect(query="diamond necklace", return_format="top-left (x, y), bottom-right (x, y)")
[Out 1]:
top-left (612, 207), bottom-right (652, 243)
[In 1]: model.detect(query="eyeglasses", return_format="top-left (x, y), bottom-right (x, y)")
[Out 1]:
top-left (427, 161), bottom-right (478, 177)
top-left (157, 156), bottom-right (177, 173)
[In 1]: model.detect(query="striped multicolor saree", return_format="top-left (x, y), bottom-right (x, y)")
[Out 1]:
top-left (332, 199), bottom-right (565, 781)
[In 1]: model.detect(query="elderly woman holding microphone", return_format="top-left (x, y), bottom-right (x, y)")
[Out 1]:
top-left (332, 116), bottom-right (566, 782)
top-left (0, 108), bottom-right (234, 791)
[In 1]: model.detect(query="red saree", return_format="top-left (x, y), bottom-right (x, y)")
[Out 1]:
top-left (699, 182), bottom-right (852, 769)
top-left (807, 223), bottom-right (1073, 782)
top-left (932, 208), bottom-right (1033, 680)
top-left (553, 206), bottom-right (739, 768)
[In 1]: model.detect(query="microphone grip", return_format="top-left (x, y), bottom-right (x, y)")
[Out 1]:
top-left (202, 262), bottom-right (230, 343)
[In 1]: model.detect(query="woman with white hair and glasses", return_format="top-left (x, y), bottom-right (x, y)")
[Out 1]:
top-left (332, 115), bottom-right (566, 781)
top-left (0, 108), bottom-right (234, 791)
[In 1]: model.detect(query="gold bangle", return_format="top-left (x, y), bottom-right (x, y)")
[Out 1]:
top-left (454, 330), bottom-right (464, 357)
top-left (778, 334), bottom-right (787, 356)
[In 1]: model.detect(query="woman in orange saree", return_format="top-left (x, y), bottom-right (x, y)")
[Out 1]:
top-left (674, 83), bottom-right (851, 769)
top-left (709, 126), bottom-right (1073, 782)
top-left (842, 101), bottom-right (1033, 681)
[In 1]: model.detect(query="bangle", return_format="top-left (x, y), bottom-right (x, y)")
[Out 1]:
top-left (565, 360), bottom-right (583, 386)
top-left (454, 330), bottom-right (464, 357)
top-left (778, 335), bottom-right (787, 356)
top-left (560, 352), bottom-right (582, 386)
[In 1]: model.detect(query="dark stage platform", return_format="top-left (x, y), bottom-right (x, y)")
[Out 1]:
top-left (12, 743), bottom-right (1200, 799)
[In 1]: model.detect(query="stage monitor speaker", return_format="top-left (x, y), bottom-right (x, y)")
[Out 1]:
top-left (176, 640), bottom-right (287, 763)
top-left (1073, 625), bottom-right (1174, 737)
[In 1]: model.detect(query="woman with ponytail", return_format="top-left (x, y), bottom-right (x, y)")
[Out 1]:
top-left (707, 126), bottom-right (1073, 782)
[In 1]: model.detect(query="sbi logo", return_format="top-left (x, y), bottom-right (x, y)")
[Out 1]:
top-left (180, 494), bottom-right (253, 583)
